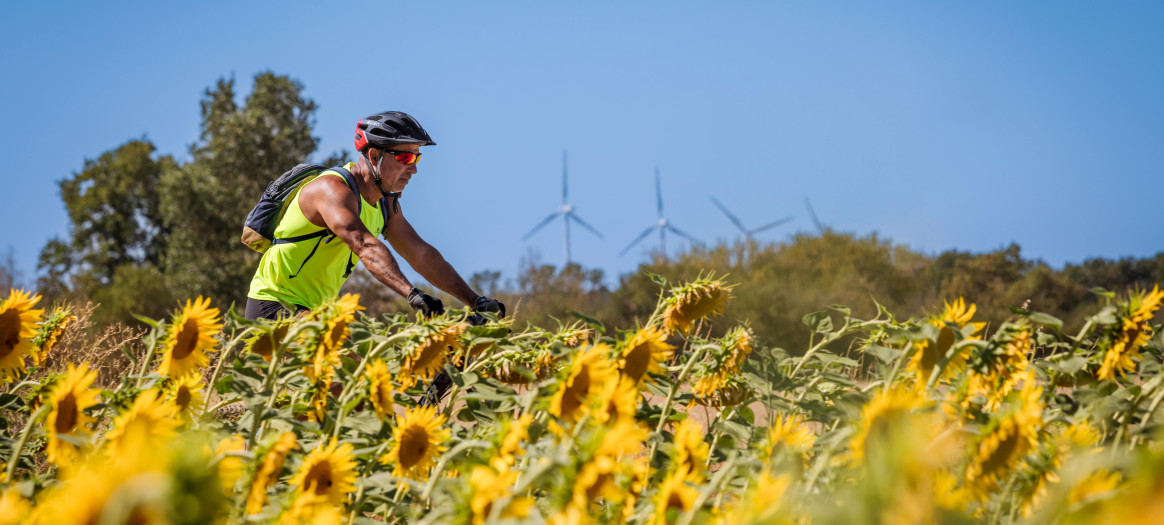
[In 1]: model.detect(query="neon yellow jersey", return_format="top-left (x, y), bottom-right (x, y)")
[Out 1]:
top-left (247, 163), bottom-right (385, 309)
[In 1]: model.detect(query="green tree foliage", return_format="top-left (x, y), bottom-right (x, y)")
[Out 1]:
top-left (161, 73), bottom-right (324, 304)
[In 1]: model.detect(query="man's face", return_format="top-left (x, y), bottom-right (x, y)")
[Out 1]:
top-left (374, 143), bottom-right (422, 193)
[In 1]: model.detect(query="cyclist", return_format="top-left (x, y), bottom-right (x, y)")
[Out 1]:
top-left (245, 111), bottom-right (504, 320)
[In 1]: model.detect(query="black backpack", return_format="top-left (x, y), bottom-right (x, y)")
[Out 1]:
top-left (241, 164), bottom-right (394, 278)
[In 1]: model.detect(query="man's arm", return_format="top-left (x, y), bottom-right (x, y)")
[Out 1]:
top-left (299, 177), bottom-right (413, 298)
top-left (383, 206), bottom-right (480, 307)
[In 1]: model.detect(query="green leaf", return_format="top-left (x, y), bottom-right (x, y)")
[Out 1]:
top-left (866, 345), bottom-right (902, 364)
top-left (828, 305), bottom-right (851, 315)
top-left (1051, 356), bottom-right (1088, 375)
top-left (1029, 312), bottom-right (1063, 331)
top-left (643, 270), bottom-right (667, 286)
top-left (569, 310), bottom-right (606, 333)
top-left (802, 311), bottom-right (833, 333)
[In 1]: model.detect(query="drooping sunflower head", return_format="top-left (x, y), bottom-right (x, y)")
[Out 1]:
top-left (1098, 286), bottom-right (1164, 381)
top-left (0, 288), bottom-right (44, 382)
top-left (554, 323), bottom-right (591, 347)
top-left (104, 389), bottom-right (181, 462)
top-left (157, 296), bottom-right (222, 379)
top-left (618, 326), bottom-right (674, 387)
top-left (661, 276), bottom-right (732, 335)
top-left (550, 342), bottom-right (616, 425)
top-left (31, 305), bottom-right (75, 366)
top-left (45, 362), bottom-right (100, 466)
top-left (398, 322), bottom-right (466, 389)
top-left (848, 386), bottom-right (928, 464)
top-left (365, 359), bottom-right (395, 422)
top-left (169, 374), bottom-right (206, 418)
top-left (246, 431), bottom-right (298, 515)
top-left (290, 438), bottom-right (358, 507)
top-left (383, 405), bottom-right (451, 480)
top-left (595, 375), bottom-right (641, 424)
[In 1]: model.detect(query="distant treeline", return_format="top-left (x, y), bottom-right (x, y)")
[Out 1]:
top-left (346, 234), bottom-right (1164, 351)
top-left (21, 71), bottom-right (1163, 347)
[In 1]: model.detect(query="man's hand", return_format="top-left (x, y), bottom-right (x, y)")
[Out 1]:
top-left (474, 296), bottom-right (506, 318)
top-left (407, 287), bottom-right (445, 318)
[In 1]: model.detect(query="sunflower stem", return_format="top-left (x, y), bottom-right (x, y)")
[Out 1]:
top-left (203, 327), bottom-right (256, 420)
top-left (419, 439), bottom-right (490, 501)
top-left (135, 338), bottom-right (160, 389)
top-left (790, 318), bottom-right (863, 378)
top-left (6, 404), bottom-right (49, 482)
top-left (678, 452), bottom-right (737, 525)
top-left (649, 344), bottom-right (709, 465)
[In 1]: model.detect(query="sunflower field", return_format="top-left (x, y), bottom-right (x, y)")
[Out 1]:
top-left (2, 274), bottom-right (1164, 524)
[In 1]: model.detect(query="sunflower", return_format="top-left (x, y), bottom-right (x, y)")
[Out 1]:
top-left (290, 438), bottom-right (357, 507)
top-left (906, 298), bottom-right (985, 385)
top-left (595, 376), bottom-right (640, 424)
top-left (217, 435), bottom-right (247, 491)
top-left (318, 293), bottom-right (363, 353)
top-left (169, 374), bottom-right (206, 418)
top-left (965, 379), bottom-right (1044, 498)
top-left (383, 405), bottom-right (451, 480)
top-left (398, 323), bottom-right (465, 389)
top-left (0, 289), bottom-right (44, 382)
top-left (763, 413), bottom-right (815, 460)
top-left (673, 418), bottom-right (709, 482)
top-left (31, 305), bottom-right (74, 366)
top-left (279, 491), bottom-right (345, 525)
top-left (366, 359), bottom-right (395, 422)
top-left (717, 470), bottom-right (792, 524)
top-left (618, 327), bottom-right (673, 387)
top-left (470, 466), bottom-right (532, 525)
top-left (654, 468), bottom-right (699, 525)
top-left (45, 362), bottom-right (100, 466)
top-left (574, 455), bottom-right (624, 508)
top-left (104, 389), bottom-right (180, 461)
top-left (693, 374), bottom-right (752, 408)
top-left (550, 342), bottom-right (616, 425)
top-left (964, 327), bottom-right (1032, 412)
top-left (246, 432), bottom-right (298, 515)
top-left (0, 486), bottom-right (30, 525)
top-left (1098, 286), bottom-right (1164, 380)
top-left (848, 386), bottom-right (927, 464)
top-left (157, 296), bottom-right (222, 378)
top-left (1068, 468), bottom-right (1122, 506)
top-left (246, 320), bottom-right (290, 362)
top-left (492, 413), bottom-right (534, 470)
top-left (661, 277), bottom-right (732, 335)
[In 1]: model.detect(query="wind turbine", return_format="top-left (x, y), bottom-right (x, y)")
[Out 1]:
top-left (620, 167), bottom-right (699, 257)
top-left (803, 197), bottom-right (825, 234)
top-left (709, 196), bottom-right (793, 241)
top-left (522, 151), bottom-right (603, 264)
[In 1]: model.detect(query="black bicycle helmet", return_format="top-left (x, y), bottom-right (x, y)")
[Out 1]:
top-left (354, 111), bottom-right (436, 152)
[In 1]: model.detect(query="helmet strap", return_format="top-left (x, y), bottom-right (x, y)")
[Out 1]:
top-left (365, 149), bottom-right (392, 198)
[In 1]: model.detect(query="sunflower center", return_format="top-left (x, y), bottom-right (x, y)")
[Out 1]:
top-left (561, 367), bottom-right (591, 416)
top-left (621, 345), bottom-right (650, 383)
top-left (54, 392), bottom-right (78, 433)
top-left (981, 428), bottom-right (1021, 477)
top-left (172, 317), bottom-right (201, 360)
top-left (175, 386), bottom-right (191, 411)
top-left (399, 425), bottom-right (431, 468)
top-left (412, 338), bottom-right (447, 377)
top-left (586, 471), bottom-right (613, 500)
top-left (0, 309), bottom-right (21, 357)
top-left (306, 462), bottom-right (335, 496)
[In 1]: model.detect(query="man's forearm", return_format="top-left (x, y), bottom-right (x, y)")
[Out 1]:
top-left (411, 248), bottom-right (478, 306)
top-left (354, 241), bottom-right (413, 298)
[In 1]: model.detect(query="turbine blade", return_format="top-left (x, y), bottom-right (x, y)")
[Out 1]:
top-left (655, 167), bottom-right (664, 218)
top-left (666, 224), bottom-right (699, 243)
top-left (710, 196), bottom-right (747, 233)
top-left (522, 212), bottom-right (560, 240)
top-left (749, 216), bottom-right (794, 234)
top-left (568, 213), bottom-right (604, 238)
top-left (620, 226), bottom-right (657, 256)
top-left (562, 150), bottom-right (568, 204)
top-left (804, 197), bottom-right (823, 233)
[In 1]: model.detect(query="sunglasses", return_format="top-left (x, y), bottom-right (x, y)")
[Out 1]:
top-left (385, 149), bottom-right (421, 165)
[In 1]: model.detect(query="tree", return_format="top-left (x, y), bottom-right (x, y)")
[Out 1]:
top-left (160, 72), bottom-right (335, 306)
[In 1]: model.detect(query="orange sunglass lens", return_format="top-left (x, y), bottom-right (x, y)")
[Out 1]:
top-left (395, 152), bottom-right (419, 165)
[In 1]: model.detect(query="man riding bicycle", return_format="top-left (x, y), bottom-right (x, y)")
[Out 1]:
top-left (245, 110), bottom-right (505, 321)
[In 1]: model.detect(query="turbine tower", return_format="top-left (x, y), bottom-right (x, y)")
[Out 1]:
top-left (522, 151), bottom-right (603, 263)
top-left (710, 196), bottom-right (793, 241)
top-left (620, 167), bottom-right (698, 257)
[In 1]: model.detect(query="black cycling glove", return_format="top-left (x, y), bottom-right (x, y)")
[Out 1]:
top-left (473, 296), bottom-right (506, 318)
top-left (407, 287), bottom-right (445, 318)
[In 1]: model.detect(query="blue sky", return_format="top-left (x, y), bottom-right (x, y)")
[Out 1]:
top-left (3, 2), bottom-right (1163, 290)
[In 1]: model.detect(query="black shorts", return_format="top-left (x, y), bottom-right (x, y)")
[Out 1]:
top-left (244, 298), bottom-right (309, 321)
